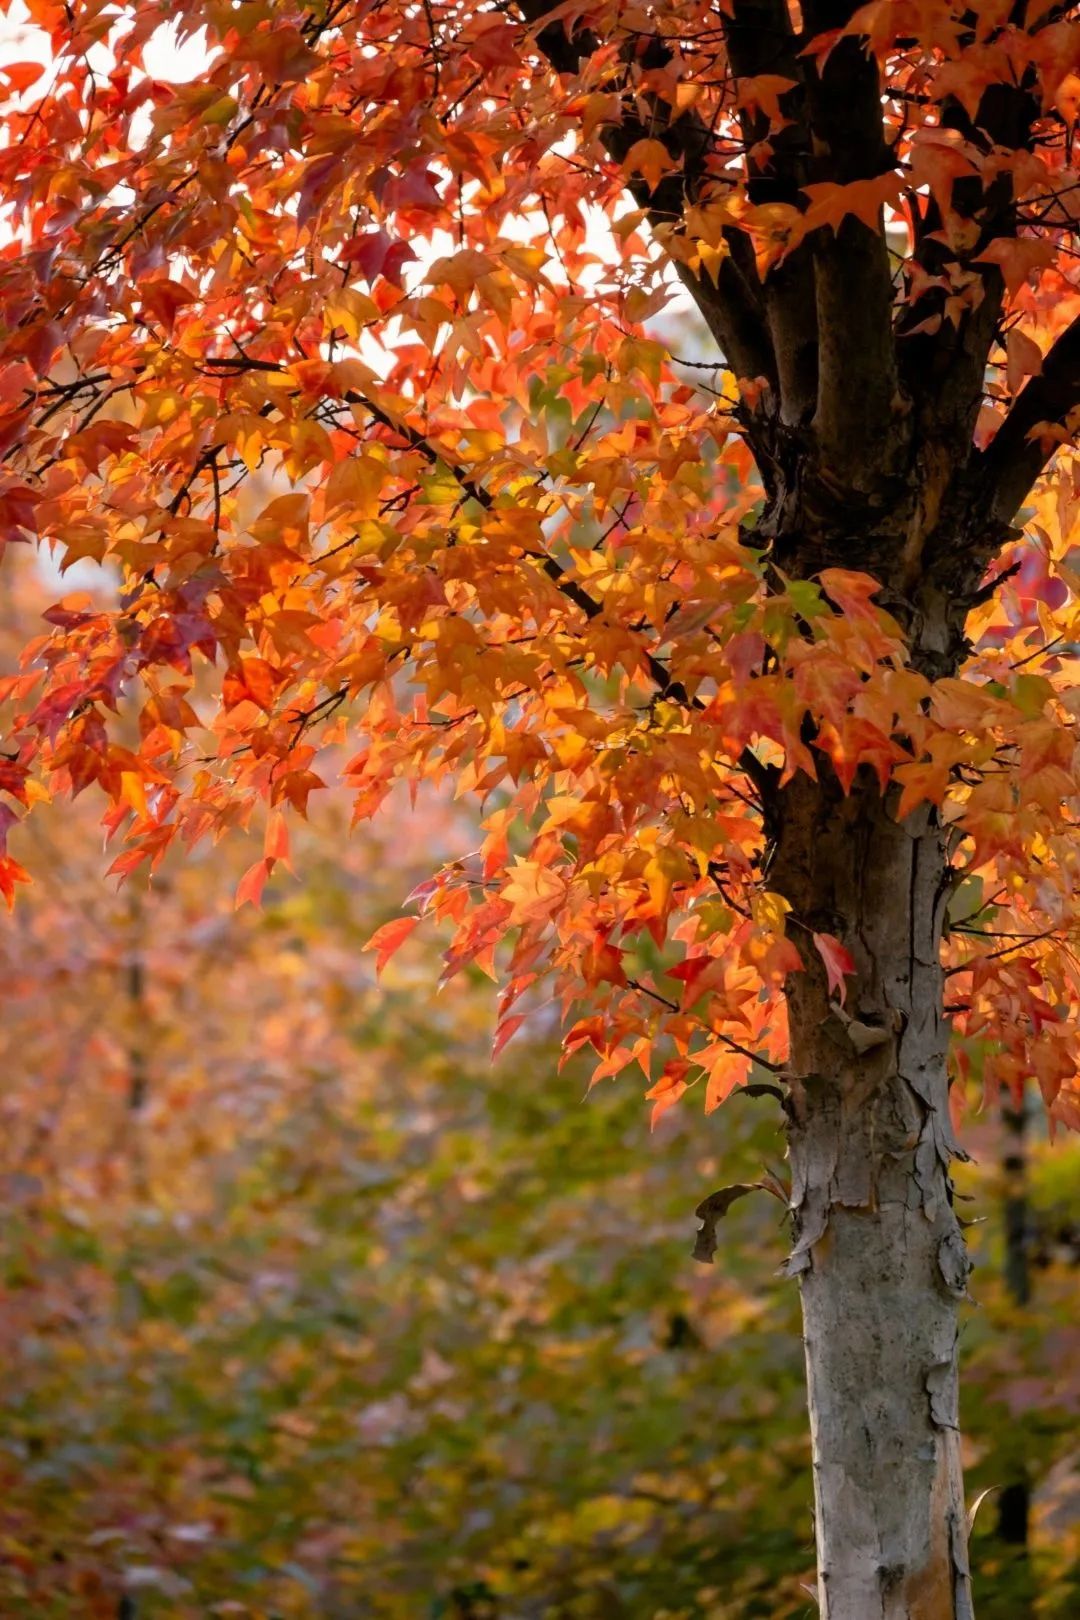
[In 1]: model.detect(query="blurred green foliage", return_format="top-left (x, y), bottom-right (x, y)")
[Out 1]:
top-left (0, 800), bottom-right (1076, 1619)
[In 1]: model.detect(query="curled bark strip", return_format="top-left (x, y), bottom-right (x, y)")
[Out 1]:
top-left (937, 1227), bottom-right (973, 1299)
top-left (926, 1353), bottom-right (960, 1431)
top-left (692, 1183), bottom-right (771, 1263)
top-left (740, 1082), bottom-right (785, 1102)
top-left (966, 1485), bottom-right (1000, 1535)
top-left (780, 1196), bottom-right (830, 1279)
top-left (828, 998), bottom-right (898, 1054)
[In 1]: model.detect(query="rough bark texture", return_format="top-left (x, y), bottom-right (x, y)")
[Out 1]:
top-left (772, 772), bottom-right (974, 1620)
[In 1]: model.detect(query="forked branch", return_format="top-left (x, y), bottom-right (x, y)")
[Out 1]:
top-left (977, 314), bottom-right (1080, 522)
top-left (519, 2), bottom-right (777, 394)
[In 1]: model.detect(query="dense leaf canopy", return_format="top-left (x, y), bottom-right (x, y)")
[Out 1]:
top-left (1, 0), bottom-right (1080, 1128)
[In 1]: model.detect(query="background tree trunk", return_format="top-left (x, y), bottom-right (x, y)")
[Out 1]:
top-left (995, 1099), bottom-right (1036, 1614)
top-left (773, 772), bottom-right (975, 1619)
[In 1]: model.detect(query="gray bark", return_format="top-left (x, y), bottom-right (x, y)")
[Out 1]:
top-left (773, 772), bottom-right (974, 1619)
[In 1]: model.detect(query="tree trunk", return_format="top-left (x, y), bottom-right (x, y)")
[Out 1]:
top-left (995, 1100), bottom-right (1035, 1614)
top-left (772, 771), bottom-right (975, 1620)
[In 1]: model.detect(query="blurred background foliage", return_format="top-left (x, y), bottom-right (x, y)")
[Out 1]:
top-left (0, 559), bottom-right (1077, 1620)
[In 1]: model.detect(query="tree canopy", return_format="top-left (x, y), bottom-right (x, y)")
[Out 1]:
top-left (2, 0), bottom-right (1080, 1135)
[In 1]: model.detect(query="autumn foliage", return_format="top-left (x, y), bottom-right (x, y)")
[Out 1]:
top-left (0, 0), bottom-right (1077, 1142)
top-left (4, 0), bottom-right (1080, 1608)
top-left (0, 0), bottom-right (1076, 1135)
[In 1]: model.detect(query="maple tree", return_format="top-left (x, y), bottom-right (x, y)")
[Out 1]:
top-left (3, 0), bottom-right (1080, 1612)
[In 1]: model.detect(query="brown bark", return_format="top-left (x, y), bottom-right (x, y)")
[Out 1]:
top-left (772, 772), bottom-right (974, 1619)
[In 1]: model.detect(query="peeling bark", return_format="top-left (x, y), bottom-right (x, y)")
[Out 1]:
top-left (773, 772), bottom-right (974, 1620)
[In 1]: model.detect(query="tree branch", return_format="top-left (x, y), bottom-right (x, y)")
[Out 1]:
top-left (977, 313), bottom-right (1080, 522)
top-left (519, 2), bottom-right (777, 393)
top-left (722, 0), bottom-right (818, 427)
top-left (800, 2), bottom-right (902, 484)
top-left (347, 389), bottom-right (697, 701)
top-left (897, 54), bottom-right (1043, 458)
